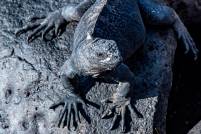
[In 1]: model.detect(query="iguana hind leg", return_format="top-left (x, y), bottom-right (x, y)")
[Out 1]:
top-left (138, 0), bottom-right (199, 59)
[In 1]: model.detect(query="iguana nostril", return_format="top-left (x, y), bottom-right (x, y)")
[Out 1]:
top-left (6, 89), bottom-right (12, 95)
top-left (4, 88), bottom-right (13, 104)
top-left (5, 89), bottom-right (12, 99)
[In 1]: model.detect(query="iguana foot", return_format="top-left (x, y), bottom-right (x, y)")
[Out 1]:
top-left (50, 94), bottom-right (87, 131)
top-left (15, 10), bottom-right (67, 42)
top-left (101, 95), bottom-right (142, 132)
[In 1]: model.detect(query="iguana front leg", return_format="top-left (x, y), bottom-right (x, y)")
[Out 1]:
top-left (138, 0), bottom-right (199, 60)
top-left (16, 0), bottom-right (95, 42)
top-left (49, 59), bottom-right (88, 130)
top-left (101, 63), bottom-right (142, 132)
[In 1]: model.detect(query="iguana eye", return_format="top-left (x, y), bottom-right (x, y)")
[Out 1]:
top-left (96, 52), bottom-right (104, 58)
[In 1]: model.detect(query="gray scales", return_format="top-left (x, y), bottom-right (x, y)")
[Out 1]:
top-left (0, 0), bottom-right (198, 134)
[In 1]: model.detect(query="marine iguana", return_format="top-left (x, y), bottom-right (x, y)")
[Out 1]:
top-left (16, 0), bottom-right (199, 132)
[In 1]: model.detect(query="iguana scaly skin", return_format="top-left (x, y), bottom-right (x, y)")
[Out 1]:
top-left (16, 0), bottom-right (198, 132)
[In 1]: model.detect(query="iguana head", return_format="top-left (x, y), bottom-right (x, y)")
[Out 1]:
top-left (81, 37), bottom-right (122, 77)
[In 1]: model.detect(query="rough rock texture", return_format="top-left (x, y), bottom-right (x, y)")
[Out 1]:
top-left (0, 0), bottom-right (177, 134)
top-left (188, 121), bottom-right (201, 134)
